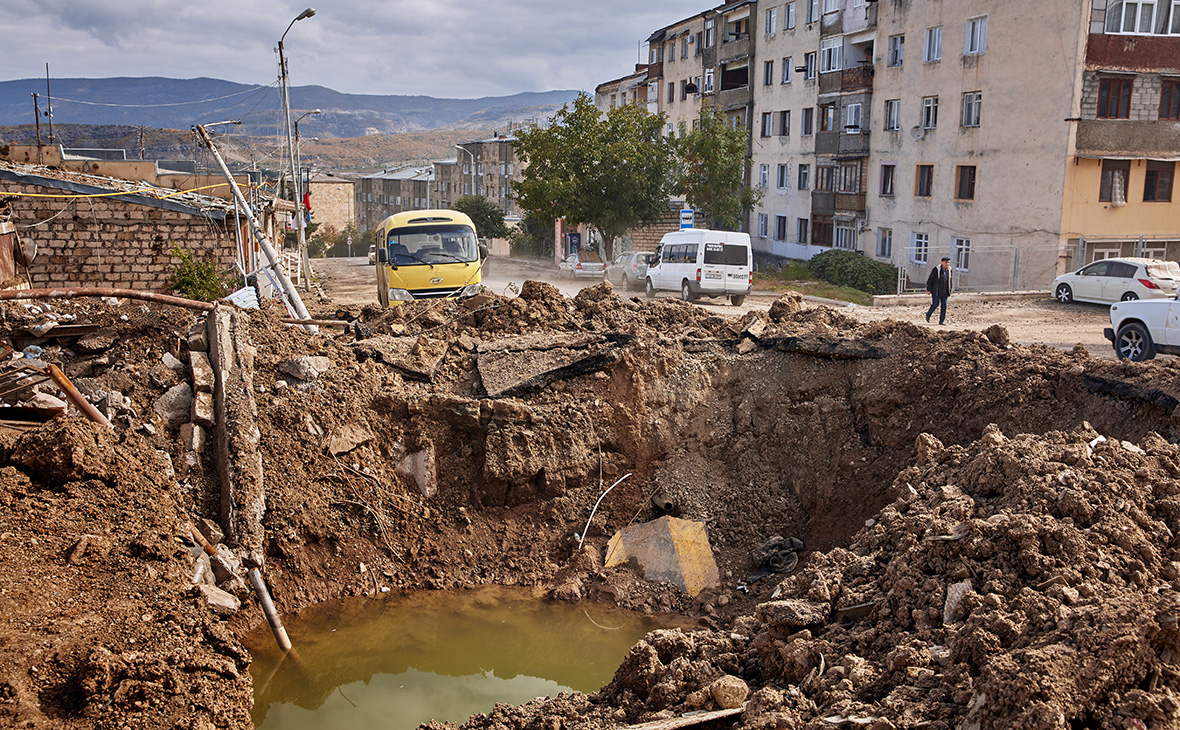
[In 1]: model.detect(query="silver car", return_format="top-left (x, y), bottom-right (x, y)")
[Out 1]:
top-left (606, 252), bottom-right (651, 291)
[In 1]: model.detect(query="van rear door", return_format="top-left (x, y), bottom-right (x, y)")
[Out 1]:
top-left (700, 238), bottom-right (751, 294)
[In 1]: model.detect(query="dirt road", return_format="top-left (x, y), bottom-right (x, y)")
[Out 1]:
top-left (312, 255), bottom-right (1119, 358)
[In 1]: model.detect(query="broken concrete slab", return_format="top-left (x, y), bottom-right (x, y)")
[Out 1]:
top-left (196, 583), bottom-right (240, 615)
top-left (153, 382), bottom-right (193, 427)
top-left (74, 329), bottom-right (118, 353)
top-left (763, 335), bottom-right (887, 360)
top-left (24, 392), bottom-right (67, 411)
top-left (191, 390), bottom-right (215, 429)
top-left (396, 447), bottom-right (437, 498)
top-left (278, 356), bottom-right (331, 382)
top-left (605, 515), bottom-right (720, 597)
top-left (477, 332), bottom-right (633, 398)
top-left (327, 423), bottom-right (374, 456)
top-left (189, 350), bottom-right (214, 393)
top-left (180, 422), bottom-right (208, 453)
top-left (352, 335), bottom-right (448, 382)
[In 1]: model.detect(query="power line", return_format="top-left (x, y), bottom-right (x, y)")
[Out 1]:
top-left (48, 83), bottom-right (278, 109)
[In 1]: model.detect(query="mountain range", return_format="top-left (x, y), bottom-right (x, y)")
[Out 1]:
top-left (0, 77), bottom-right (578, 139)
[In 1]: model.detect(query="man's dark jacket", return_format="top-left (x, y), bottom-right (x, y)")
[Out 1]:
top-left (926, 266), bottom-right (952, 297)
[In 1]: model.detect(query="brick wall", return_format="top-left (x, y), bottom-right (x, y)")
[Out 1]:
top-left (3, 179), bottom-right (238, 290)
top-left (308, 178), bottom-right (355, 232)
top-left (627, 202), bottom-right (687, 253)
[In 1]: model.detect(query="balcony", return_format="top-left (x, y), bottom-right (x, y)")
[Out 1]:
top-left (841, 65), bottom-right (874, 92)
top-left (835, 192), bottom-right (866, 213)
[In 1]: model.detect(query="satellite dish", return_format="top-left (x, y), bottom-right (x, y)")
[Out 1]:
top-left (910, 126), bottom-right (926, 140)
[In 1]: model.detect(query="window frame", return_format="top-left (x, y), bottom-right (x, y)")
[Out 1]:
top-left (845, 103), bottom-right (862, 133)
top-left (922, 96), bottom-right (939, 129)
top-left (1098, 77), bottom-right (1133, 119)
top-left (807, 0), bottom-right (819, 23)
top-left (953, 237), bottom-right (971, 271)
top-left (820, 103), bottom-right (837, 132)
top-left (879, 163), bottom-right (896, 196)
top-left (760, 163), bottom-right (771, 188)
top-left (764, 59), bottom-right (775, 86)
top-left (1162, 79), bottom-right (1180, 119)
top-left (802, 107), bottom-right (815, 135)
top-left (786, 2), bottom-right (796, 29)
top-left (1100, 159), bottom-right (1131, 203)
top-left (955, 165), bottom-right (977, 201)
top-left (1144, 160), bottom-right (1175, 202)
top-left (965, 15), bottom-right (988, 55)
top-left (797, 218), bottom-right (810, 244)
top-left (758, 213), bottom-right (769, 238)
top-left (877, 227), bottom-right (893, 258)
top-left (782, 57), bottom-right (793, 84)
top-left (912, 232), bottom-right (930, 263)
top-left (924, 26), bottom-right (943, 62)
top-left (775, 215), bottom-right (789, 241)
top-left (820, 37), bottom-right (843, 73)
top-left (779, 110), bottom-right (790, 136)
top-left (777, 163), bottom-right (790, 189)
top-left (798, 163), bottom-right (811, 190)
top-left (766, 7), bottom-right (777, 34)
top-left (961, 91), bottom-right (982, 127)
top-left (887, 35), bottom-right (905, 67)
top-left (804, 52), bottom-right (817, 79)
top-left (916, 164), bottom-right (935, 197)
top-left (761, 112), bottom-right (774, 137)
top-left (884, 99), bottom-right (901, 131)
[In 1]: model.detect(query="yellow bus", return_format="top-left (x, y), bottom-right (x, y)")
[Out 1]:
top-left (373, 209), bottom-right (487, 306)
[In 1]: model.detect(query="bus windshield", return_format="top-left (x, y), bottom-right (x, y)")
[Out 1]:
top-left (386, 224), bottom-right (479, 265)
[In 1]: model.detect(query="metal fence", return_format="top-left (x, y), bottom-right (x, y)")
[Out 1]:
top-left (897, 243), bottom-right (1069, 294)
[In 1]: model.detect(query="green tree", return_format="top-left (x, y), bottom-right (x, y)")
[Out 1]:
top-left (453, 195), bottom-right (510, 240)
top-left (512, 93), bottom-right (674, 260)
top-left (671, 105), bottom-right (762, 231)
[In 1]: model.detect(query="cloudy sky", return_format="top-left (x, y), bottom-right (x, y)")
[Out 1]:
top-left (0, 0), bottom-right (694, 99)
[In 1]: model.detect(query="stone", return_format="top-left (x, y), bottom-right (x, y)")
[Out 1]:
top-left (279, 356), bottom-right (332, 382)
top-left (153, 383), bottom-right (193, 427)
top-left (197, 583), bottom-right (240, 615)
top-left (75, 329), bottom-right (118, 353)
top-left (161, 351), bottom-right (187, 375)
top-left (191, 391), bottom-right (215, 429)
top-left (709, 675), bottom-right (749, 709)
top-left (188, 322), bottom-right (209, 352)
top-left (768, 292), bottom-right (804, 321)
top-left (197, 518), bottom-right (224, 545)
top-left (189, 351), bottom-right (215, 393)
top-left (328, 423), bottom-right (374, 456)
top-left (180, 423), bottom-right (207, 453)
top-left (397, 447), bottom-right (437, 498)
top-left (24, 392), bottom-right (67, 410)
top-left (755, 599), bottom-right (831, 629)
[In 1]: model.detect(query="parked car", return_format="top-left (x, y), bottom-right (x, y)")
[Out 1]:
top-left (1105, 295), bottom-right (1180, 361)
top-left (559, 253), bottom-right (606, 279)
top-left (1052, 257), bottom-right (1180, 305)
top-left (644, 229), bottom-right (752, 306)
top-left (367, 244), bottom-right (376, 265)
top-left (606, 252), bottom-right (650, 291)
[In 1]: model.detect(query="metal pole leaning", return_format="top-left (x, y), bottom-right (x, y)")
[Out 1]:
top-left (192, 124), bottom-right (317, 333)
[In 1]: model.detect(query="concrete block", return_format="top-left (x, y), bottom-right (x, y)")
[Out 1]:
top-left (196, 583), bottom-right (240, 615)
top-left (397, 447), bottom-right (437, 498)
top-left (188, 321), bottom-right (209, 352)
top-left (180, 422), bottom-right (208, 453)
top-left (191, 390), bottom-right (215, 429)
top-left (278, 356), bottom-right (331, 381)
top-left (189, 350), bottom-right (215, 393)
top-left (153, 382), bottom-right (193, 428)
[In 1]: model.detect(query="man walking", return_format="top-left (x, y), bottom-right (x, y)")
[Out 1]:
top-left (925, 256), bottom-right (952, 324)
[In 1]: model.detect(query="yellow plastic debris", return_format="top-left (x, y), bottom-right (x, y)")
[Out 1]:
top-left (604, 516), bottom-right (720, 597)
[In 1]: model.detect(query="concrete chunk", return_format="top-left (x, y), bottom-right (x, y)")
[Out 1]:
top-left (191, 390), bottom-right (215, 429)
top-left (755, 599), bottom-right (831, 629)
top-left (197, 583), bottom-right (241, 615)
top-left (153, 383), bottom-right (193, 427)
top-left (278, 356), bottom-right (331, 382)
top-left (397, 447), bottom-right (437, 498)
top-left (189, 350), bottom-right (215, 393)
top-left (180, 423), bottom-right (208, 453)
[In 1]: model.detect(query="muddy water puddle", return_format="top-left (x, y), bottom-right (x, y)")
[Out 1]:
top-left (246, 585), bottom-right (696, 729)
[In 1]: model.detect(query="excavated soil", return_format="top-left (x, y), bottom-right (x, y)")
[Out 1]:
top-left (1, 281), bottom-right (1179, 729)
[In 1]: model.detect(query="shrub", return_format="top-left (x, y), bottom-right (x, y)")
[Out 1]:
top-left (167, 245), bottom-right (230, 302)
top-left (807, 249), bottom-right (897, 295)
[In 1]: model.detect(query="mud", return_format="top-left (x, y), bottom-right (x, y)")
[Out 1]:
top-left (1, 281), bottom-right (1179, 729)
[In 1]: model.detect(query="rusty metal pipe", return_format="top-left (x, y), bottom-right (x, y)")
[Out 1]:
top-left (46, 363), bottom-right (112, 428)
top-left (0, 287), bottom-right (214, 311)
top-left (248, 568), bottom-right (293, 652)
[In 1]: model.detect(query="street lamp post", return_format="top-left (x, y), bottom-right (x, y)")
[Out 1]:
top-left (278, 7), bottom-right (315, 287)
top-left (293, 109), bottom-right (321, 231)
top-left (454, 144), bottom-right (475, 199)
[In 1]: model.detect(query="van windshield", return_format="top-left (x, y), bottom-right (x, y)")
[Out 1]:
top-left (387, 224), bottom-right (478, 265)
top-left (703, 243), bottom-right (749, 266)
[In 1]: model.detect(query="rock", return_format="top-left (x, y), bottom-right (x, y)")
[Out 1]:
top-left (552, 576), bottom-right (583, 602)
top-left (148, 362), bottom-right (180, 389)
top-left (327, 423), bottom-right (374, 456)
top-left (75, 329), bottom-right (118, 352)
top-left (943, 579), bottom-right (975, 625)
top-left (153, 383), bottom-right (193, 427)
top-left (180, 423), bottom-right (207, 453)
top-left (279, 356), bottom-right (332, 381)
top-left (768, 292), bottom-right (804, 321)
top-left (755, 599), bottom-right (830, 629)
top-left (736, 338), bottom-right (757, 354)
top-left (191, 391), bottom-right (215, 429)
top-left (189, 351), bottom-right (215, 393)
top-left (188, 321), bottom-right (209, 352)
top-left (709, 675), bottom-right (749, 709)
top-left (916, 432), bottom-right (944, 464)
top-left (197, 518), bottom-right (224, 545)
top-left (397, 447), bottom-right (437, 498)
top-left (24, 392), bottom-right (67, 410)
top-left (162, 351), bottom-right (187, 375)
top-left (197, 584), bottom-right (240, 615)
top-left (742, 316), bottom-right (768, 341)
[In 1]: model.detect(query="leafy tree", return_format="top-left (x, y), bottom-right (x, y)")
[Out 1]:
top-left (508, 215), bottom-right (555, 259)
top-left (512, 93), bottom-right (674, 260)
top-left (167, 245), bottom-right (230, 302)
top-left (671, 105), bottom-right (762, 231)
top-left (453, 195), bottom-right (510, 240)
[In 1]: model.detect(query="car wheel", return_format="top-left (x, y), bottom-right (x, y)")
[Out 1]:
top-left (645, 278), bottom-right (655, 299)
top-left (1055, 284), bottom-right (1073, 304)
top-left (681, 281), bottom-right (695, 302)
top-left (1121, 291), bottom-right (1140, 301)
top-left (730, 294), bottom-right (746, 306)
top-left (1115, 322), bottom-right (1156, 361)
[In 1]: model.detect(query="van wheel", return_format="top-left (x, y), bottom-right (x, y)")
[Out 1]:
top-left (681, 281), bottom-right (696, 302)
top-left (730, 294), bottom-right (746, 306)
top-left (645, 278), bottom-right (655, 299)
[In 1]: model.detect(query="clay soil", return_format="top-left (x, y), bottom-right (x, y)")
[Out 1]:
top-left (1, 275), bottom-right (1180, 730)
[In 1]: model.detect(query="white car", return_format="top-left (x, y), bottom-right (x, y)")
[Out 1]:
top-left (1105, 296), bottom-right (1180, 361)
top-left (1052, 257), bottom-right (1180, 305)
top-left (367, 244), bottom-right (376, 265)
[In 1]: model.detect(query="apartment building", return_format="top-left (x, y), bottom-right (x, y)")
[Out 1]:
top-left (607, 0), bottom-right (1180, 291)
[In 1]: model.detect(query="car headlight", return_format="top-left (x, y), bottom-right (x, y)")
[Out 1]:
top-left (389, 288), bottom-right (414, 302)
top-left (461, 283), bottom-right (483, 297)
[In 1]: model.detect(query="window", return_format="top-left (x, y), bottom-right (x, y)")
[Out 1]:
top-left (962, 92), bottom-right (982, 127)
top-left (912, 232), bottom-right (929, 263)
top-left (845, 103), bottom-right (862, 133)
top-left (683, 36), bottom-right (690, 59)
top-left (955, 165), bottom-right (977, 200)
top-left (1145, 160), bottom-right (1175, 201)
top-left (786, 2), bottom-right (796, 29)
top-left (1105, 0), bottom-right (1180, 33)
top-left (953, 237), bottom-right (971, 271)
top-left (916, 164), bottom-right (934, 197)
top-left (666, 123), bottom-right (674, 137)
top-left (802, 107), bottom-right (815, 135)
top-left (705, 19), bottom-right (715, 47)
top-left (777, 164), bottom-right (790, 189)
top-left (807, 0), bottom-right (819, 23)
top-left (776, 215), bottom-right (789, 241)
top-left (816, 165), bottom-right (834, 191)
top-left (877, 228), bottom-right (893, 258)
top-left (812, 215), bottom-right (833, 245)
top-left (758, 213), bottom-right (769, 238)
top-left (667, 82), bottom-right (675, 103)
top-left (681, 80), bottom-right (689, 101)
top-left (797, 218), bottom-right (810, 244)
top-left (821, 37), bottom-right (843, 73)
top-left (1100, 159), bottom-right (1131, 204)
top-left (887, 35), bottom-right (905, 67)
top-left (835, 224), bottom-right (857, 250)
top-left (1098, 77), bottom-right (1133, 118)
top-left (760, 164), bottom-right (771, 188)
top-left (798, 164), bottom-right (811, 190)
top-left (922, 96), bottom-right (939, 129)
top-left (782, 57), bottom-right (793, 83)
top-left (884, 99), bottom-right (901, 131)
top-left (765, 60), bottom-right (775, 86)
top-left (1162, 80), bottom-right (1180, 118)
top-left (704, 69), bottom-right (715, 93)
top-left (924, 26), bottom-right (943, 62)
top-left (766, 8), bottom-right (777, 34)
top-left (823, 0), bottom-right (839, 13)
top-left (804, 52), bottom-right (817, 79)
top-left (779, 110), bottom-right (791, 136)
top-left (820, 103), bottom-right (836, 132)
top-left (761, 112), bottom-right (774, 137)
top-left (838, 162), bottom-right (860, 193)
top-left (965, 16), bottom-right (988, 54)
top-left (880, 163), bottom-right (896, 195)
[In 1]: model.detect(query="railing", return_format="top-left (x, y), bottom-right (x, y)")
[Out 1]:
top-left (841, 65), bottom-right (874, 92)
top-left (835, 193), bottom-right (866, 212)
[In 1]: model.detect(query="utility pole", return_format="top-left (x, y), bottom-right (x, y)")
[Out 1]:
top-left (44, 63), bottom-right (54, 145)
top-left (31, 94), bottom-right (42, 164)
top-left (137, 126), bottom-right (146, 160)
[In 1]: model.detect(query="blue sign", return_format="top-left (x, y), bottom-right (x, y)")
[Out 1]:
top-left (680, 209), bottom-right (694, 229)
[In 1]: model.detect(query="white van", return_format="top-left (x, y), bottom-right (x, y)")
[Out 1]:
top-left (644, 229), bottom-right (752, 306)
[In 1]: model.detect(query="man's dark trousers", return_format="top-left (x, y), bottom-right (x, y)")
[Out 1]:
top-left (926, 293), bottom-right (948, 324)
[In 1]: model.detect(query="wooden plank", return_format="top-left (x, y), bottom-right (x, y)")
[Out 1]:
top-left (623, 707), bottom-right (744, 730)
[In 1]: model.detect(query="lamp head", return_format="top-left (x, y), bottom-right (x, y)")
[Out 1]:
top-left (296, 7), bottom-right (316, 21)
